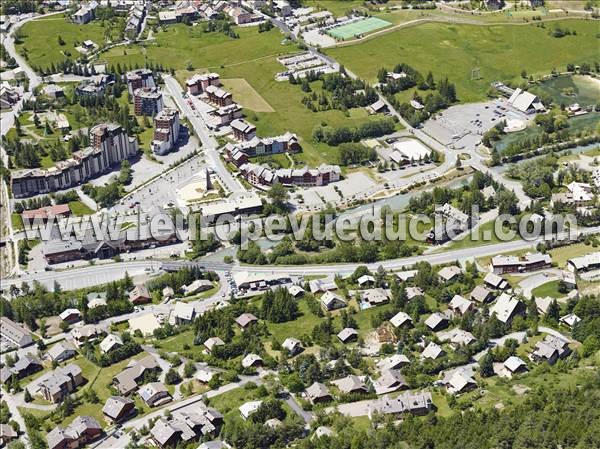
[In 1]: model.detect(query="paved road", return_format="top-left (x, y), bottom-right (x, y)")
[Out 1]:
top-left (518, 269), bottom-right (563, 299)
top-left (163, 75), bottom-right (245, 194)
top-left (1, 386), bottom-right (29, 447)
top-left (3, 225), bottom-right (599, 290)
top-left (283, 392), bottom-right (314, 425)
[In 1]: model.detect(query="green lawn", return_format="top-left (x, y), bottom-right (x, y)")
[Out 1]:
top-left (206, 385), bottom-right (263, 416)
top-left (69, 201), bottom-right (95, 215)
top-left (532, 280), bottom-right (563, 299)
top-left (326, 20), bottom-right (600, 103)
top-left (102, 25), bottom-right (291, 73)
top-left (304, 0), bottom-right (369, 17)
top-left (16, 14), bottom-right (114, 71)
top-left (267, 298), bottom-right (322, 344)
top-left (11, 213), bottom-right (23, 231)
top-left (548, 242), bottom-right (599, 268)
top-left (445, 220), bottom-right (520, 251)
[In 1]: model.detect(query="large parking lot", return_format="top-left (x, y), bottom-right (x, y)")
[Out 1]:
top-left (291, 171), bottom-right (377, 210)
top-left (422, 99), bottom-right (532, 151)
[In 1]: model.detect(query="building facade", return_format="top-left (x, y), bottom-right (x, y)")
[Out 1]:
top-left (152, 108), bottom-right (180, 155)
top-left (133, 87), bottom-right (164, 116)
top-left (126, 69), bottom-right (155, 95)
top-left (12, 123), bottom-right (138, 198)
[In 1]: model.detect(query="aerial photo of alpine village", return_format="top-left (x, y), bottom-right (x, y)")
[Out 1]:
top-left (0, 0), bottom-right (599, 448)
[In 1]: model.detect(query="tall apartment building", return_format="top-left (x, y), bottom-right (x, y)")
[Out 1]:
top-left (133, 87), bottom-right (164, 116)
top-left (152, 108), bottom-right (180, 155)
top-left (12, 123), bottom-right (138, 198)
top-left (126, 69), bottom-right (155, 95)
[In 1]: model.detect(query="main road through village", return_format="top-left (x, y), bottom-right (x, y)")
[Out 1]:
top-left (3, 226), bottom-right (599, 291)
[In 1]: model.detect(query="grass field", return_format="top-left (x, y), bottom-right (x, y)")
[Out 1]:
top-left (220, 78), bottom-right (275, 112)
top-left (303, 0), bottom-right (369, 17)
top-left (326, 20), bottom-right (600, 103)
top-left (444, 220), bottom-right (520, 251)
top-left (548, 242), bottom-right (599, 268)
top-left (102, 26), bottom-right (292, 73)
top-left (16, 14), bottom-right (112, 70)
top-left (327, 17), bottom-right (392, 40)
top-left (532, 280), bottom-right (563, 299)
top-left (68, 200), bottom-right (95, 215)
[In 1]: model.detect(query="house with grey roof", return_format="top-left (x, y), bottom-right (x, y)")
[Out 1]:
top-left (47, 340), bottom-right (78, 363)
top-left (422, 342), bottom-right (445, 360)
top-left (99, 334), bottom-right (123, 354)
top-left (309, 278), bottom-right (338, 294)
top-left (31, 363), bottom-right (84, 403)
top-left (448, 295), bottom-right (473, 315)
top-left (70, 324), bottom-right (105, 347)
top-left (171, 302), bottom-right (197, 325)
top-left (560, 313), bottom-right (581, 329)
top-left (204, 337), bottom-right (225, 354)
top-left (470, 285), bottom-right (494, 303)
top-left (357, 274), bottom-right (375, 288)
top-left (151, 409), bottom-right (222, 448)
top-left (305, 382), bottom-right (332, 404)
top-left (0, 423), bottom-right (17, 446)
top-left (438, 266), bottom-right (462, 283)
top-left (235, 313), bottom-right (258, 329)
top-left (331, 375), bottom-right (368, 395)
top-left (373, 369), bottom-right (408, 395)
top-left (46, 416), bottom-right (102, 449)
top-left (337, 327), bottom-right (358, 343)
top-left (390, 311), bottom-right (413, 328)
top-left (86, 292), bottom-right (107, 309)
top-left (406, 286), bottom-right (424, 299)
top-left (361, 288), bottom-right (390, 307)
top-left (367, 391), bottom-right (433, 419)
top-left (444, 368), bottom-right (477, 395)
top-left (483, 272), bottom-right (509, 290)
top-left (282, 337), bottom-right (303, 356)
top-left (377, 354), bottom-right (410, 371)
top-left (424, 312), bottom-right (449, 331)
top-left (530, 335), bottom-right (571, 365)
top-left (139, 382), bottom-right (171, 407)
top-left (0, 316), bottom-right (33, 349)
top-left (320, 291), bottom-right (346, 311)
top-left (490, 293), bottom-right (525, 324)
top-left (500, 356), bottom-right (528, 378)
top-left (437, 328), bottom-right (476, 347)
top-left (102, 396), bottom-right (135, 424)
top-left (239, 400), bottom-right (263, 420)
top-left (114, 354), bottom-right (160, 395)
top-left (241, 353), bottom-right (263, 369)
top-left (0, 353), bottom-right (42, 383)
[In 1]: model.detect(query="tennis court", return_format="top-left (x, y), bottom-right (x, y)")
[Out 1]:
top-left (327, 17), bottom-right (392, 40)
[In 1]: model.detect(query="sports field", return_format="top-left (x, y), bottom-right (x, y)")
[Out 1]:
top-left (327, 17), bottom-right (391, 40)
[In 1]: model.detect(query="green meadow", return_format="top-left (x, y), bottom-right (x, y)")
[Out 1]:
top-left (326, 20), bottom-right (600, 103)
